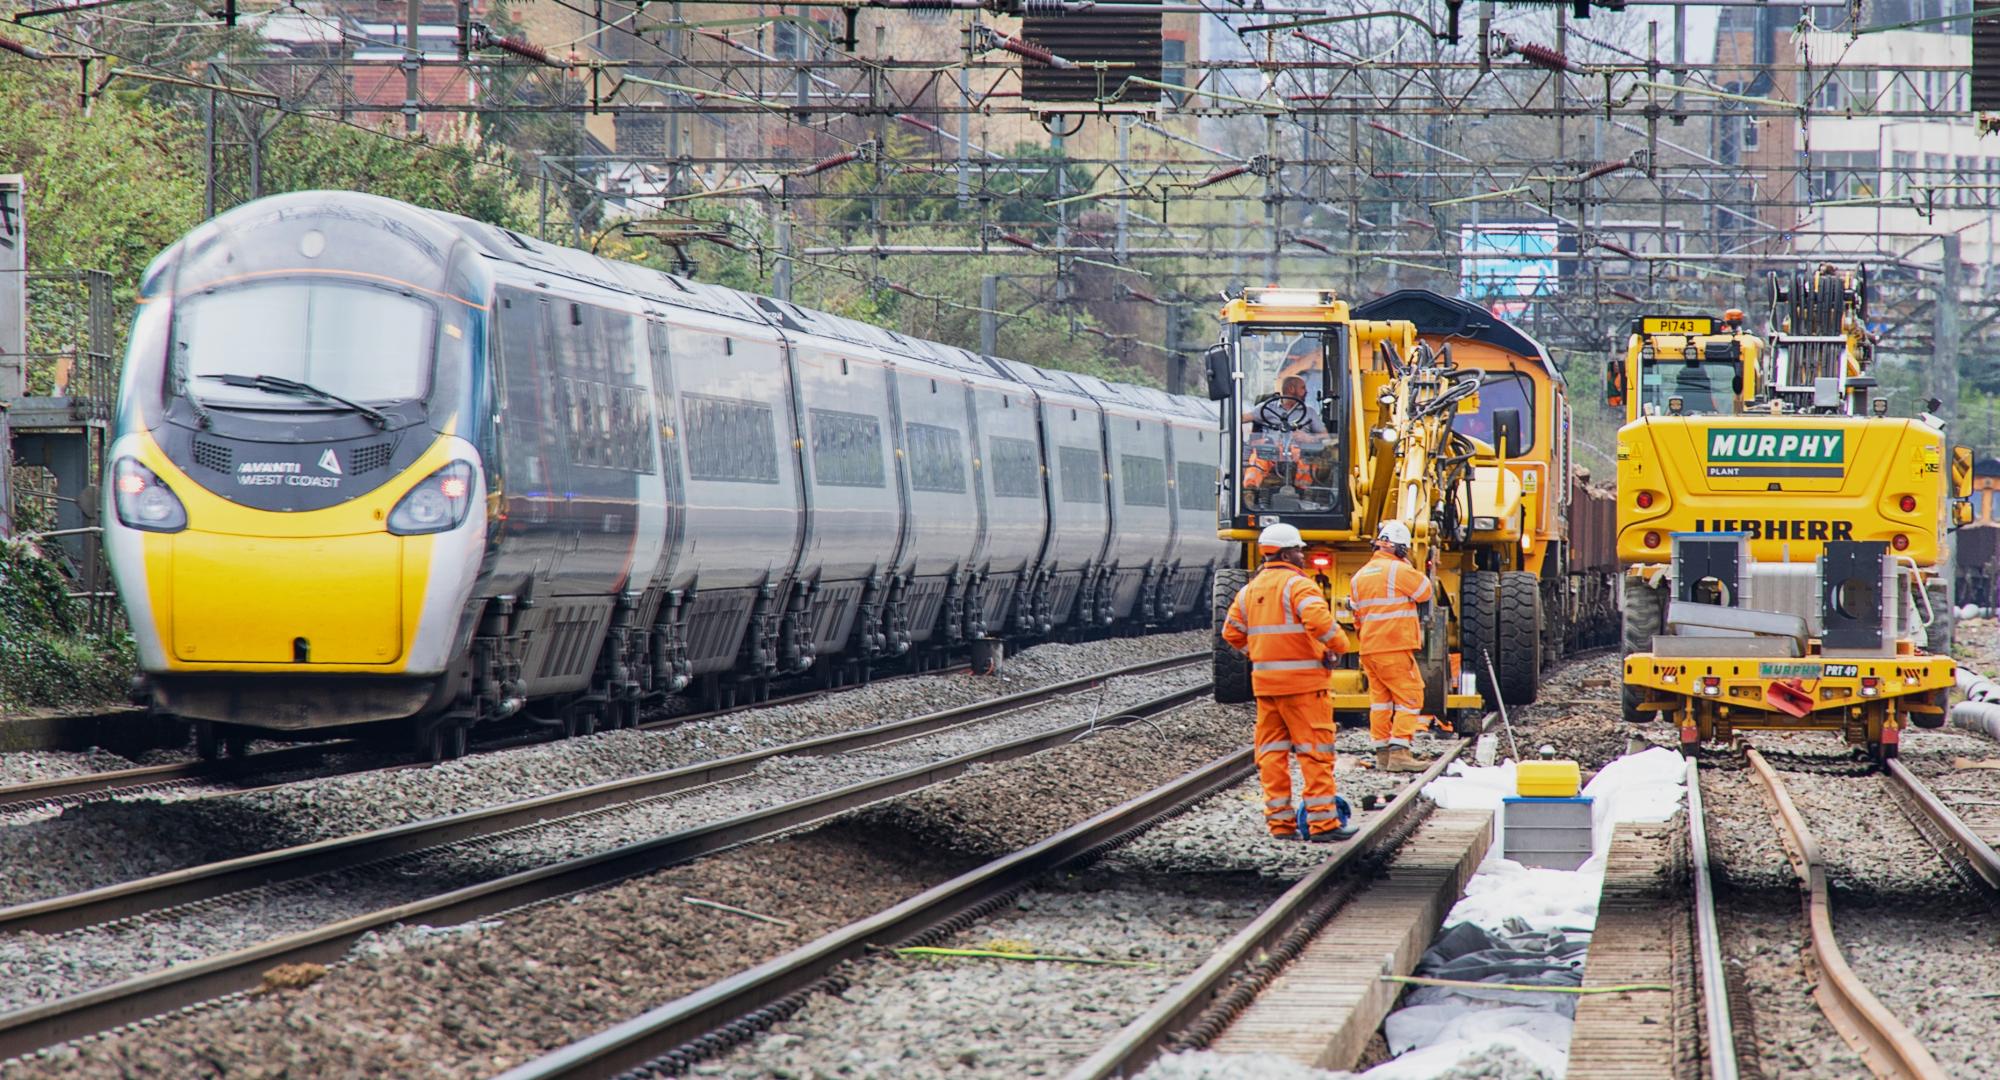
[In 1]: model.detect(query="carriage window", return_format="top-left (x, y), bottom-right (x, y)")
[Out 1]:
top-left (811, 409), bottom-right (886, 488)
top-left (989, 436), bottom-right (1041, 498)
top-left (1177, 461), bottom-right (1217, 511)
top-left (906, 422), bottom-right (967, 493)
top-left (1120, 454), bottom-right (1168, 507)
top-left (1059, 446), bottom-right (1104, 504)
top-left (683, 393), bottom-right (778, 483)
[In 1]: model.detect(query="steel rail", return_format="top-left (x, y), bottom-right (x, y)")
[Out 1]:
top-left (0, 652), bottom-right (1203, 937)
top-left (493, 744), bottom-right (1253, 1080)
top-left (0, 677), bottom-right (1212, 1064)
top-left (1882, 758), bottom-right (2000, 894)
top-left (1684, 759), bottom-right (1740, 1080)
top-left (0, 740), bottom-right (364, 815)
top-left (0, 641), bottom-right (1182, 814)
top-left (0, 658), bottom-right (983, 815)
top-left (1743, 748), bottom-right (1947, 1080)
top-left (1065, 738), bottom-right (1469, 1080)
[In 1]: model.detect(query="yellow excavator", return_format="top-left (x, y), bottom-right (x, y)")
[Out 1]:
top-left (1201, 286), bottom-right (1531, 729)
top-left (1616, 265), bottom-right (1972, 756)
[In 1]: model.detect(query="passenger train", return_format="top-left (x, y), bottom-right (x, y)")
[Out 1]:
top-left (105, 191), bottom-right (1224, 758)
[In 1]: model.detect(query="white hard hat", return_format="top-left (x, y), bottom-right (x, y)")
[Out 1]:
top-left (1258, 522), bottom-right (1306, 551)
top-left (1376, 520), bottom-right (1413, 547)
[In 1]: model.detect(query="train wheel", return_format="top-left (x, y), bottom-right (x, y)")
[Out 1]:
top-left (1211, 567), bottom-right (1252, 704)
top-left (194, 721), bottom-right (220, 763)
top-left (424, 727), bottom-right (447, 763)
top-left (447, 723), bottom-right (469, 760)
top-left (1497, 571), bottom-right (1542, 706)
top-left (1461, 570), bottom-right (1499, 706)
top-left (224, 733), bottom-right (250, 760)
top-left (576, 709), bottom-right (599, 738)
top-left (1621, 577), bottom-right (1666, 724)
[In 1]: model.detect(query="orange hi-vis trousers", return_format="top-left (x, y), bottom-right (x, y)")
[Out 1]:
top-left (1254, 689), bottom-right (1341, 837)
top-left (1362, 651), bottom-right (1428, 749)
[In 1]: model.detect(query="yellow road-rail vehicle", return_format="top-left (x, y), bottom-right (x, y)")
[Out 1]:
top-left (1353, 291), bottom-right (1620, 703)
top-left (1201, 287), bottom-right (1608, 724)
top-left (1616, 266), bottom-right (1972, 756)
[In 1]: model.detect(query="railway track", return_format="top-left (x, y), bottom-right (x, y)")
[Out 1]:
top-left (0, 662), bottom-right (993, 819)
top-left (1721, 743), bottom-right (2000, 1080)
top-left (481, 741), bottom-right (1465, 1080)
top-left (0, 660), bottom-right (1208, 1064)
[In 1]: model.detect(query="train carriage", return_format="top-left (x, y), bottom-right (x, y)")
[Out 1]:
top-left (105, 191), bottom-right (1219, 757)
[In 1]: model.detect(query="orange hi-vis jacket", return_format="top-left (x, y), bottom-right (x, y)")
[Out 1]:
top-left (1220, 562), bottom-right (1351, 696)
top-left (1349, 551), bottom-right (1434, 654)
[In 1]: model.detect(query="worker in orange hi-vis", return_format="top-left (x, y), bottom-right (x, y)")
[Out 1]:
top-left (1350, 519), bottom-right (1437, 773)
top-left (1219, 523), bottom-right (1355, 843)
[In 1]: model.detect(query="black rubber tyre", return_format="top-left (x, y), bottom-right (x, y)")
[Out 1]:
top-left (1212, 567), bottom-right (1253, 704)
top-left (1460, 570), bottom-right (1500, 707)
top-left (1497, 571), bottom-right (1542, 706)
top-left (1621, 576), bottom-right (1667, 724)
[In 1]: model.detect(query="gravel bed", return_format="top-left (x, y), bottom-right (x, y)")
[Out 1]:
top-left (1952, 616), bottom-right (2000, 680)
top-left (0, 632), bottom-right (1202, 908)
top-left (704, 759), bottom-right (1431, 1079)
top-left (0, 750), bottom-right (146, 789)
top-left (9, 664), bottom-right (1255, 1078)
top-left (0, 664), bottom-right (1208, 1013)
top-left (1501, 652), bottom-right (1676, 769)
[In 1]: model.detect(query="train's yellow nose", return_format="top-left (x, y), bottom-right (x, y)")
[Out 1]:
top-left (169, 533), bottom-right (404, 664)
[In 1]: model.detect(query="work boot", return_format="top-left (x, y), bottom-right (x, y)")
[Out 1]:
top-left (1306, 823), bottom-right (1359, 843)
top-left (1270, 831), bottom-right (1303, 843)
top-left (1380, 746), bottom-right (1434, 773)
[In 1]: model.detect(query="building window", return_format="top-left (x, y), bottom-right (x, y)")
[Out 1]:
top-left (1808, 151), bottom-right (1880, 201)
top-left (1161, 38), bottom-right (1187, 106)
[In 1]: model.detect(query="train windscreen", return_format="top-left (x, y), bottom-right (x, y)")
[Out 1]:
top-left (172, 279), bottom-right (437, 409)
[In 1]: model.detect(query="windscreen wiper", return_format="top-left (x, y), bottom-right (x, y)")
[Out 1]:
top-left (175, 342), bottom-right (213, 430)
top-left (209, 373), bottom-right (389, 428)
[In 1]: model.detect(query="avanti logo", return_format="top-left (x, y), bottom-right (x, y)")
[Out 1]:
top-left (1706, 429), bottom-right (1843, 464)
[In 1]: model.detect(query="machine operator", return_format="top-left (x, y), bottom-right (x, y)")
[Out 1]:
top-left (1219, 523), bottom-right (1356, 843)
top-left (1350, 520), bottom-right (1437, 773)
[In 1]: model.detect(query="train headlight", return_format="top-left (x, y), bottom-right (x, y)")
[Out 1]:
top-left (387, 461), bottom-right (476, 535)
top-left (112, 458), bottom-right (187, 533)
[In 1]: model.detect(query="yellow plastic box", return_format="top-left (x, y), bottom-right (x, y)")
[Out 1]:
top-left (1515, 760), bottom-right (1582, 799)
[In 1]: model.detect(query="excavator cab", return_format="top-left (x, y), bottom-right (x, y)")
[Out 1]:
top-left (1232, 329), bottom-right (1347, 517)
top-left (1610, 313), bottom-right (1762, 422)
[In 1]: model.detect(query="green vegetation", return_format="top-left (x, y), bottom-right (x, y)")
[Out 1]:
top-left (0, 540), bottom-right (132, 710)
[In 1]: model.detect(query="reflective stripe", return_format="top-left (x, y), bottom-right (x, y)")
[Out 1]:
top-left (1280, 577), bottom-right (1301, 625)
top-left (1387, 562), bottom-right (1399, 592)
top-left (1255, 740), bottom-right (1293, 754)
top-left (1301, 795), bottom-right (1339, 807)
top-left (1264, 796), bottom-right (1293, 809)
top-left (1350, 596), bottom-right (1406, 609)
top-left (1225, 616), bottom-right (1249, 633)
top-left (1306, 809), bottom-right (1344, 821)
top-left (1303, 742), bottom-right (1338, 753)
top-left (1246, 624), bottom-right (1311, 636)
top-left (1410, 577), bottom-right (1434, 601)
top-left (1361, 610), bottom-right (1419, 623)
top-left (1369, 702), bottom-right (1393, 712)
top-left (1254, 659), bottom-right (1326, 671)
top-left (1315, 629), bottom-right (1342, 644)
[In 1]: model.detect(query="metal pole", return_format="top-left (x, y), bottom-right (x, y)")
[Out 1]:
top-left (1164, 306), bottom-right (1183, 395)
top-left (203, 65), bottom-right (218, 219)
top-left (1934, 233), bottom-right (1961, 643)
top-left (1116, 116), bottom-right (1131, 262)
top-left (980, 274), bottom-right (998, 356)
top-left (404, 0), bottom-right (421, 134)
top-left (774, 210), bottom-right (794, 301)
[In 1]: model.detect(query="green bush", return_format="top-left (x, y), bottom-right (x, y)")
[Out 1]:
top-left (0, 540), bottom-right (133, 710)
